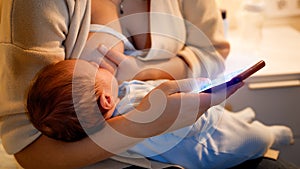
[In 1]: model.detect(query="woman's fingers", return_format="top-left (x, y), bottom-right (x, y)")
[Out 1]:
top-left (154, 79), bottom-right (244, 114)
top-left (98, 45), bottom-right (143, 82)
top-left (98, 45), bottom-right (126, 65)
top-left (206, 82), bottom-right (244, 106)
top-left (99, 58), bottom-right (118, 75)
top-left (224, 82), bottom-right (244, 98)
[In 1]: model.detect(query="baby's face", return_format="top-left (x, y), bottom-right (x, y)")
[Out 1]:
top-left (95, 67), bottom-right (119, 119)
top-left (65, 59), bottom-right (120, 119)
top-left (96, 67), bottom-right (119, 100)
top-left (69, 59), bottom-right (119, 104)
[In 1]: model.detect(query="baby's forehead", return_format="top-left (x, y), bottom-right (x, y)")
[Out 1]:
top-left (62, 59), bottom-right (97, 71)
top-left (62, 59), bottom-right (94, 66)
top-left (54, 59), bottom-right (99, 78)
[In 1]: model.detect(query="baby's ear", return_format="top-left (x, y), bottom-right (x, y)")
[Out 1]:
top-left (99, 93), bottom-right (114, 110)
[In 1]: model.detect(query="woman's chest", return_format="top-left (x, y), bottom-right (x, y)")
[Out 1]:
top-left (119, 0), bottom-right (186, 58)
top-left (119, 0), bottom-right (151, 50)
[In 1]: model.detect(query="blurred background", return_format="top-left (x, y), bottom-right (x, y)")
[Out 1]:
top-left (216, 0), bottom-right (300, 167)
top-left (216, 0), bottom-right (300, 30)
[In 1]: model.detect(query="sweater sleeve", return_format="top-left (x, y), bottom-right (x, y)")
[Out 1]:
top-left (178, 0), bottom-right (229, 79)
top-left (0, 0), bottom-right (90, 154)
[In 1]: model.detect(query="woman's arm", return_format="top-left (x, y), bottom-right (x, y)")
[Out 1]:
top-left (15, 79), bottom-right (243, 169)
top-left (133, 56), bottom-right (189, 81)
top-left (14, 117), bottom-right (142, 169)
top-left (119, 56), bottom-right (189, 81)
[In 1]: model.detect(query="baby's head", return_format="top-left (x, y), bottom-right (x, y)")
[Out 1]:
top-left (27, 59), bottom-right (119, 142)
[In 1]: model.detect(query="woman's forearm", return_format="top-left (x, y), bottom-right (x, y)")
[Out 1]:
top-left (14, 112), bottom-right (168, 169)
top-left (15, 135), bottom-right (111, 169)
top-left (134, 56), bottom-right (189, 80)
top-left (14, 94), bottom-right (199, 169)
top-left (14, 78), bottom-right (242, 169)
top-left (14, 116), bottom-right (145, 169)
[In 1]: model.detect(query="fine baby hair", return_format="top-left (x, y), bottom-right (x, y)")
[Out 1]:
top-left (26, 60), bottom-right (107, 142)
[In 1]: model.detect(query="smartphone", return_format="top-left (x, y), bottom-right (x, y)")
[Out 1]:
top-left (198, 60), bottom-right (266, 93)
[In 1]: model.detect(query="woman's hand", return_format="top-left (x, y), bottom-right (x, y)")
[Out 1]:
top-left (121, 78), bottom-right (244, 137)
top-left (98, 45), bottom-right (189, 83)
top-left (98, 45), bottom-right (145, 82)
